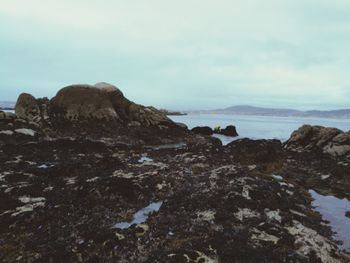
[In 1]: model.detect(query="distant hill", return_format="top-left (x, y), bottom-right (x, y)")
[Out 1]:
top-left (187, 105), bottom-right (350, 119)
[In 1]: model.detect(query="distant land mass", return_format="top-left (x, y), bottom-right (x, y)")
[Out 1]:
top-left (2, 100), bottom-right (350, 118)
top-left (186, 105), bottom-right (350, 119)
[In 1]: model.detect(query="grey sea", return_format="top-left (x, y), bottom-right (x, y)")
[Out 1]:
top-left (170, 113), bottom-right (350, 144)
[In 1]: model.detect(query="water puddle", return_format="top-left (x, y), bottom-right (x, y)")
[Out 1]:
top-left (138, 156), bottom-right (153, 163)
top-left (38, 163), bottom-right (55, 169)
top-left (309, 190), bottom-right (350, 252)
top-left (113, 201), bottom-right (163, 229)
top-left (151, 143), bottom-right (186, 150)
top-left (212, 134), bottom-right (240, 145)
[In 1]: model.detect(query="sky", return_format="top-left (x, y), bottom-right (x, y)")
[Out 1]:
top-left (0, 0), bottom-right (350, 110)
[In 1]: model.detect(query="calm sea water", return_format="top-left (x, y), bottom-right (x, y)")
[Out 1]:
top-left (170, 114), bottom-right (350, 142)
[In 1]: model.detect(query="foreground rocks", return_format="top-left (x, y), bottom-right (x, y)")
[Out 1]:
top-left (191, 125), bottom-right (239, 137)
top-left (0, 138), bottom-right (349, 262)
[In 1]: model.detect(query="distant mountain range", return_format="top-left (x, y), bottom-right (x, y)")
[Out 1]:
top-left (187, 105), bottom-right (350, 119)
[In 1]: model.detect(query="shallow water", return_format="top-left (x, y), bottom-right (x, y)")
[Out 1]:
top-left (151, 143), bottom-right (187, 150)
top-left (138, 156), bottom-right (153, 163)
top-left (310, 190), bottom-right (350, 252)
top-left (113, 201), bottom-right (163, 229)
top-left (3, 110), bottom-right (15, 114)
top-left (170, 114), bottom-right (350, 142)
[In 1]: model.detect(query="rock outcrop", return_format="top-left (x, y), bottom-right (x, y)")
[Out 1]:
top-left (48, 83), bottom-right (172, 127)
top-left (9, 83), bottom-right (189, 145)
top-left (191, 126), bottom-right (214, 136)
top-left (15, 93), bottom-right (50, 124)
top-left (218, 125), bottom-right (238, 137)
top-left (285, 125), bottom-right (350, 157)
top-left (191, 125), bottom-right (238, 137)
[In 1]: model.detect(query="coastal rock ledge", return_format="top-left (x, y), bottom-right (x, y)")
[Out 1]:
top-left (0, 83), bottom-right (350, 262)
top-left (10, 82), bottom-right (191, 145)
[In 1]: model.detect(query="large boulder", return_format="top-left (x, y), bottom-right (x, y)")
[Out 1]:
top-left (49, 83), bottom-right (171, 127)
top-left (285, 125), bottom-right (350, 157)
top-left (11, 82), bottom-right (190, 144)
top-left (219, 125), bottom-right (238, 137)
top-left (50, 84), bottom-right (120, 121)
top-left (191, 126), bottom-right (214, 136)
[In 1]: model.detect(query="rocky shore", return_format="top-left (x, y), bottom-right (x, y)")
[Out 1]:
top-left (0, 83), bottom-right (349, 262)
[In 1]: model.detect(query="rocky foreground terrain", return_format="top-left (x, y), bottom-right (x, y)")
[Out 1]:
top-left (0, 83), bottom-right (350, 262)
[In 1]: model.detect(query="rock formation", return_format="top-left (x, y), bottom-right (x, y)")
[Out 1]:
top-left (285, 125), bottom-right (350, 157)
top-left (9, 83), bottom-right (189, 145)
top-left (218, 125), bottom-right (238, 137)
top-left (191, 126), bottom-right (214, 136)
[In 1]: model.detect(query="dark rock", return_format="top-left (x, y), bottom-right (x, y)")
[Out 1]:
top-left (191, 126), bottom-right (213, 136)
top-left (175, 122), bottom-right (188, 130)
top-left (0, 133), bottom-right (348, 262)
top-left (50, 83), bottom-right (171, 128)
top-left (226, 138), bottom-right (283, 164)
top-left (218, 125), bottom-right (238, 137)
top-left (346, 211), bottom-right (350, 218)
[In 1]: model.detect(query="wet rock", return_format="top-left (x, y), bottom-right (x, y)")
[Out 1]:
top-left (346, 211), bottom-right (350, 218)
top-left (226, 138), bottom-right (282, 164)
top-left (191, 126), bottom-right (213, 136)
top-left (218, 125), bottom-right (238, 137)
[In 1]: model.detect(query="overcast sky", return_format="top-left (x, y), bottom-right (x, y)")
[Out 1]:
top-left (1, 0), bottom-right (350, 110)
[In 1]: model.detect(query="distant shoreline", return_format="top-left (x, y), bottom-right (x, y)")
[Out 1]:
top-left (181, 111), bottom-right (350, 120)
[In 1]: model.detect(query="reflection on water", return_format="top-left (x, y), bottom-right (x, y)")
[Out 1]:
top-left (170, 114), bottom-right (350, 141)
top-left (310, 190), bottom-right (350, 252)
top-left (113, 201), bottom-right (163, 229)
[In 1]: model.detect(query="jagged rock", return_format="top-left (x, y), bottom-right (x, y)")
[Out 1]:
top-left (219, 125), bottom-right (238, 137)
top-left (191, 126), bottom-right (214, 136)
top-left (285, 125), bottom-right (350, 157)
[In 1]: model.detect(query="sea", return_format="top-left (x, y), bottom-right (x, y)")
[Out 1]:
top-left (170, 113), bottom-right (350, 144)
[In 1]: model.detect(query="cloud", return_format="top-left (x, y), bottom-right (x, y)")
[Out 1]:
top-left (0, 0), bottom-right (349, 110)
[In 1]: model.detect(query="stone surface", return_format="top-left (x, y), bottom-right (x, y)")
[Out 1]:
top-left (191, 126), bottom-right (214, 136)
top-left (285, 125), bottom-right (350, 157)
top-left (15, 93), bottom-right (40, 121)
top-left (9, 83), bottom-right (187, 145)
top-left (219, 125), bottom-right (238, 137)
top-left (0, 138), bottom-right (348, 262)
